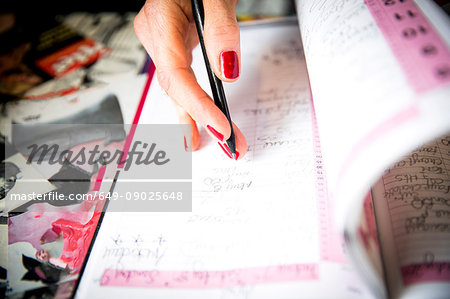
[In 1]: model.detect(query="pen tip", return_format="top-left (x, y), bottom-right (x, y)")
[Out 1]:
top-left (232, 153), bottom-right (237, 160)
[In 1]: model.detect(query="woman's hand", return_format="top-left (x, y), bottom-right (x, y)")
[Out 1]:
top-left (134, 0), bottom-right (247, 159)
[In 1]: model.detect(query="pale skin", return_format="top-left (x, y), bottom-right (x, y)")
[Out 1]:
top-left (134, 0), bottom-right (247, 159)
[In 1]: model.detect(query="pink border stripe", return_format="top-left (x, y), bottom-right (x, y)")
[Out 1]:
top-left (93, 165), bottom-right (107, 191)
top-left (309, 86), bottom-right (347, 263)
top-left (402, 262), bottom-right (450, 285)
top-left (91, 63), bottom-right (154, 193)
top-left (118, 64), bottom-right (156, 168)
top-left (364, 0), bottom-right (450, 93)
top-left (100, 264), bottom-right (319, 288)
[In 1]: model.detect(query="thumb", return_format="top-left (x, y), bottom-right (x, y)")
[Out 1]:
top-left (202, 0), bottom-right (240, 82)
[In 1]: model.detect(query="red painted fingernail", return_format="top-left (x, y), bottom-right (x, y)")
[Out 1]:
top-left (221, 51), bottom-right (239, 79)
top-left (207, 125), bottom-right (224, 141)
top-left (218, 142), bottom-right (232, 159)
top-left (219, 143), bottom-right (239, 160)
top-left (223, 143), bottom-right (239, 160)
top-left (223, 143), bottom-right (233, 156)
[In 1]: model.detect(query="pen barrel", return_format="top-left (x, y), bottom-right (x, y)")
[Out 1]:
top-left (191, 0), bottom-right (236, 155)
top-left (192, 0), bottom-right (222, 108)
top-left (191, 0), bottom-right (205, 29)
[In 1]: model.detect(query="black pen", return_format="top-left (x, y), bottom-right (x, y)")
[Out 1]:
top-left (191, 0), bottom-right (237, 160)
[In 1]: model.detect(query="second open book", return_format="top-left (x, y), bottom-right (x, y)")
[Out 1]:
top-left (77, 1), bottom-right (450, 298)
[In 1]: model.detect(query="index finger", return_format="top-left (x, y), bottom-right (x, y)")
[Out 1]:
top-left (134, 5), bottom-right (232, 141)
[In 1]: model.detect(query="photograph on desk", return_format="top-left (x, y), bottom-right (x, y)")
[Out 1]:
top-left (1, 0), bottom-right (450, 298)
top-left (0, 10), bottom-right (148, 102)
top-left (1, 70), bottom-right (151, 297)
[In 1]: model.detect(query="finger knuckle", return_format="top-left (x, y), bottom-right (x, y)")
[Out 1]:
top-left (133, 15), bottom-right (144, 37)
top-left (156, 69), bottom-right (173, 95)
top-left (206, 22), bottom-right (239, 40)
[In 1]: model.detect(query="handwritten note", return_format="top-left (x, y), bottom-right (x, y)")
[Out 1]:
top-left (378, 134), bottom-right (450, 285)
top-left (295, 0), bottom-right (450, 232)
top-left (100, 264), bottom-right (319, 288)
top-left (75, 22), bottom-right (372, 299)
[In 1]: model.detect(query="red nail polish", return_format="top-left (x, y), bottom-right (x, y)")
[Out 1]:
top-left (207, 125), bottom-right (224, 141)
top-left (221, 51), bottom-right (239, 79)
top-left (235, 150), bottom-right (240, 160)
top-left (223, 143), bottom-right (233, 156)
top-left (218, 142), bottom-right (232, 159)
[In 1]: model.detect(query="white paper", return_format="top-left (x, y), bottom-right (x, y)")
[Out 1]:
top-left (295, 0), bottom-right (450, 230)
top-left (76, 22), bottom-right (372, 299)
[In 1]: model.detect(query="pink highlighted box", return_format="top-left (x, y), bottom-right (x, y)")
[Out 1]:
top-left (100, 263), bottom-right (319, 288)
top-left (364, 0), bottom-right (450, 93)
top-left (402, 262), bottom-right (450, 285)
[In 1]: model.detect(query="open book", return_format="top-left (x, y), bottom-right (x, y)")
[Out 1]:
top-left (72, 1), bottom-right (450, 298)
top-left (3, 0), bottom-right (448, 298)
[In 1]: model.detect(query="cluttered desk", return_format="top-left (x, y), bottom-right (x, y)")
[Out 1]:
top-left (1, 1), bottom-right (450, 298)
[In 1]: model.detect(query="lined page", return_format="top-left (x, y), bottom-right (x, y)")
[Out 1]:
top-left (295, 0), bottom-right (450, 230)
top-left (76, 22), bottom-right (372, 299)
top-left (372, 133), bottom-right (450, 298)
